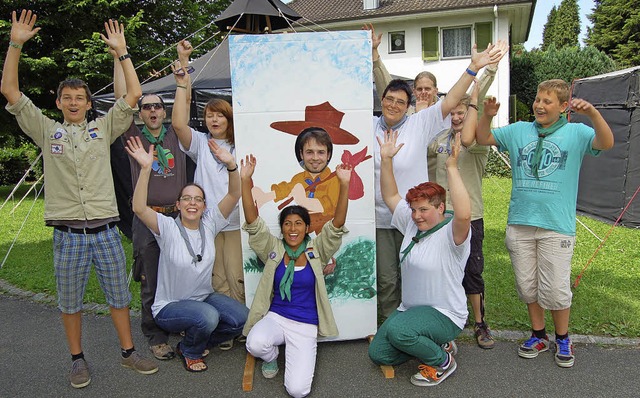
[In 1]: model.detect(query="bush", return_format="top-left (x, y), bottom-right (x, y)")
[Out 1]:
top-left (0, 143), bottom-right (42, 185)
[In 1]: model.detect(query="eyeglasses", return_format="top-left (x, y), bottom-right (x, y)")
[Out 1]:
top-left (179, 195), bottom-right (205, 203)
top-left (141, 103), bottom-right (164, 111)
top-left (382, 96), bottom-right (408, 107)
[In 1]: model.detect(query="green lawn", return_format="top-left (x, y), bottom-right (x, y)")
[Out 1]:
top-left (1, 179), bottom-right (639, 336)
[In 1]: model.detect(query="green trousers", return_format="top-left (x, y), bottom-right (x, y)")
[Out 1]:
top-left (369, 306), bottom-right (461, 366)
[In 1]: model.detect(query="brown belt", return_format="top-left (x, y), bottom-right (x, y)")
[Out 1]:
top-left (150, 204), bottom-right (178, 214)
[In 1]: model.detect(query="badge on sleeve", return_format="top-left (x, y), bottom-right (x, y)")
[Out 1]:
top-left (269, 252), bottom-right (276, 260)
top-left (51, 144), bottom-right (64, 154)
top-left (53, 128), bottom-right (66, 140)
top-left (88, 127), bottom-right (99, 139)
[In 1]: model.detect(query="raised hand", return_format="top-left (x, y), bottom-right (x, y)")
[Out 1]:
top-left (489, 40), bottom-right (509, 66)
top-left (208, 139), bottom-right (235, 169)
top-left (471, 39), bottom-right (507, 70)
top-left (177, 40), bottom-right (193, 64)
top-left (376, 129), bottom-right (404, 160)
top-left (362, 23), bottom-right (382, 50)
top-left (10, 10), bottom-right (41, 46)
top-left (415, 91), bottom-right (435, 112)
top-left (240, 154), bottom-right (256, 180)
top-left (483, 97), bottom-right (500, 117)
top-left (446, 132), bottom-right (461, 169)
top-left (100, 19), bottom-right (127, 55)
top-left (125, 136), bottom-right (154, 169)
top-left (335, 163), bottom-right (353, 184)
top-left (569, 98), bottom-right (597, 117)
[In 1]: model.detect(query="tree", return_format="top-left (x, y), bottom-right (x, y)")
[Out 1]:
top-left (541, 6), bottom-right (558, 51)
top-left (587, 0), bottom-right (640, 67)
top-left (542, 0), bottom-right (580, 51)
top-left (511, 44), bottom-right (616, 118)
top-left (0, 0), bottom-right (232, 146)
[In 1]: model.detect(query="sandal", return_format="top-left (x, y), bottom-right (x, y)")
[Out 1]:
top-left (176, 343), bottom-right (208, 373)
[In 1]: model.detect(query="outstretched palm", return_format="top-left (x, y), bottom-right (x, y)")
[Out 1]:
top-left (11, 10), bottom-right (40, 45)
top-left (125, 137), bottom-right (154, 169)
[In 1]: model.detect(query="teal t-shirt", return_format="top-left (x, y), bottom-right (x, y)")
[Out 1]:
top-left (492, 121), bottom-right (600, 236)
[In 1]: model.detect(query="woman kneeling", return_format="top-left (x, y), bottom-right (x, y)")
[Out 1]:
top-left (240, 154), bottom-right (351, 397)
top-left (128, 137), bottom-right (248, 372)
top-left (369, 130), bottom-right (471, 386)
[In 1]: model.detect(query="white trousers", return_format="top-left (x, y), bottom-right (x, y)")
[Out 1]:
top-left (246, 311), bottom-right (318, 398)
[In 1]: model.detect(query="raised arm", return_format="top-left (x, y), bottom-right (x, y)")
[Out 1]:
top-left (126, 136), bottom-right (159, 234)
top-left (570, 98), bottom-right (614, 150)
top-left (208, 139), bottom-right (240, 219)
top-left (240, 154), bottom-right (259, 224)
top-left (377, 130), bottom-right (405, 214)
top-left (363, 23), bottom-right (392, 102)
top-left (1, 10), bottom-right (41, 105)
top-left (461, 81), bottom-right (479, 148)
top-left (331, 164), bottom-right (352, 228)
top-left (476, 97), bottom-right (499, 146)
top-left (101, 19), bottom-right (141, 108)
top-left (171, 59), bottom-right (193, 150)
top-left (111, 47), bottom-right (126, 100)
top-left (440, 40), bottom-right (507, 118)
top-left (446, 133), bottom-right (471, 245)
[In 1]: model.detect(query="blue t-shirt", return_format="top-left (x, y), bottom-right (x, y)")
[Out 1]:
top-left (492, 121), bottom-right (600, 236)
top-left (269, 259), bottom-right (319, 325)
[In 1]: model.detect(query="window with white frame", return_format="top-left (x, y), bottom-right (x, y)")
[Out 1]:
top-left (442, 26), bottom-right (471, 58)
top-left (388, 31), bottom-right (405, 53)
top-left (421, 22), bottom-right (493, 61)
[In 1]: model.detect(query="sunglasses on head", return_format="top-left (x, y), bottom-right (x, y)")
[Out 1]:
top-left (141, 103), bottom-right (164, 111)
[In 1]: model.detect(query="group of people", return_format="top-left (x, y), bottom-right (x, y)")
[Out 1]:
top-left (1, 10), bottom-right (614, 397)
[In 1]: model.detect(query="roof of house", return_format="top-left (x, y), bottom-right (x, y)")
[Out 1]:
top-left (288, 0), bottom-right (535, 24)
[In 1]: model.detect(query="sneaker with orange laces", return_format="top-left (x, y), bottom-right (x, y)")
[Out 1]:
top-left (410, 352), bottom-right (457, 387)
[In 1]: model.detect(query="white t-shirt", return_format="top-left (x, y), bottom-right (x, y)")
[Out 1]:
top-left (373, 101), bottom-right (451, 228)
top-left (391, 200), bottom-right (470, 329)
top-left (151, 209), bottom-right (228, 317)
top-left (181, 128), bottom-right (240, 231)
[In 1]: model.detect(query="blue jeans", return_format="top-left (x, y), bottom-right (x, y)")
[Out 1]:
top-left (154, 293), bottom-right (248, 359)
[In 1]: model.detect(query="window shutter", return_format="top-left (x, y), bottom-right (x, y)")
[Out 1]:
top-left (421, 27), bottom-right (439, 61)
top-left (475, 22), bottom-right (492, 51)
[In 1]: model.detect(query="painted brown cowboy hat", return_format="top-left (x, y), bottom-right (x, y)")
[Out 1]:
top-left (270, 101), bottom-right (359, 145)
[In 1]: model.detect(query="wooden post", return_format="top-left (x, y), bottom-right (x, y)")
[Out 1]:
top-left (242, 352), bottom-right (256, 391)
top-left (367, 335), bottom-right (394, 378)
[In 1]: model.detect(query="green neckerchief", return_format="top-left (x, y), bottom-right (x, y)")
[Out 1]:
top-left (141, 125), bottom-right (169, 171)
top-left (280, 236), bottom-right (311, 302)
top-left (399, 210), bottom-right (453, 264)
top-left (531, 115), bottom-right (567, 179)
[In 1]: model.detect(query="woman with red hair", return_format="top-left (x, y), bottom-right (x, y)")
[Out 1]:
top-left (368, 130), bottom-right (471, 387)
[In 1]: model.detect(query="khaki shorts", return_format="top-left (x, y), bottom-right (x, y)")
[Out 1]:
top-left (505, 225), bottom-right (574, 310)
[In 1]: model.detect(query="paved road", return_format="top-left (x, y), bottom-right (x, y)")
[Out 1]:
top-left (1, 293), bottom-right (639, 398)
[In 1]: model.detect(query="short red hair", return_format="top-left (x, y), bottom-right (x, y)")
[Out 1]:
top-left (405, 182), bottom-right (446, 210)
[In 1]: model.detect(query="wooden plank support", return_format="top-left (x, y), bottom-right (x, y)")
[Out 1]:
top-left (242, 352), bottom-right (256, 391)
top-left (367, 335), bottom-right (394, 378)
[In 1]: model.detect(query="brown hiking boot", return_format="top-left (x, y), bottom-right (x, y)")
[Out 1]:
top-left (474, 323), bottom-right (495, 349)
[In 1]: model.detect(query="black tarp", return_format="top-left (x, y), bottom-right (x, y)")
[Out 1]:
top-left (215, 0), bottom-right (301, 32)
top-left (572, 66), bottom-right (640, 227)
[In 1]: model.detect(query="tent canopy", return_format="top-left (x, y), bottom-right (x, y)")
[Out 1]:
top-left (215, 0), bottom-right (301, 33)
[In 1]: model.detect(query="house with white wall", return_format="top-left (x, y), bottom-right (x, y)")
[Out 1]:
top-left (287, 0), bottom-right (536, 126)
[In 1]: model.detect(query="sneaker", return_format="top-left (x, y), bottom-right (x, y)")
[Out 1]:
top-left (474, 323), bottom-right (495, 349)
top-left (554, 337), bottom-right (575, 368)
top-left (149, 343), bottom-right (175, 360)
top-left (236, 335), bottom-right (247, 343)
top-left (219, 339), bottom-right (234, 351)
top-left (70, 358), bottom-right (91, 389)
top-left (261, 359), bottom-right (279, 379)
top-left (121, 350), bottom-right (159, 375)
top-left (442, 340), bottom-right (458, 356)
top-left (518, 334), bottom-right (550, 358)
top-left (410, 353), bottom-right (457, 387)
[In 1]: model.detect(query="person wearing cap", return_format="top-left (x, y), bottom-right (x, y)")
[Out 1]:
top-left (112, 40), bottom-right (193, 361)
top-left (1, 11), bottom-right (157, 388)
top-left (254, 102), bottom-right (359, 237)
